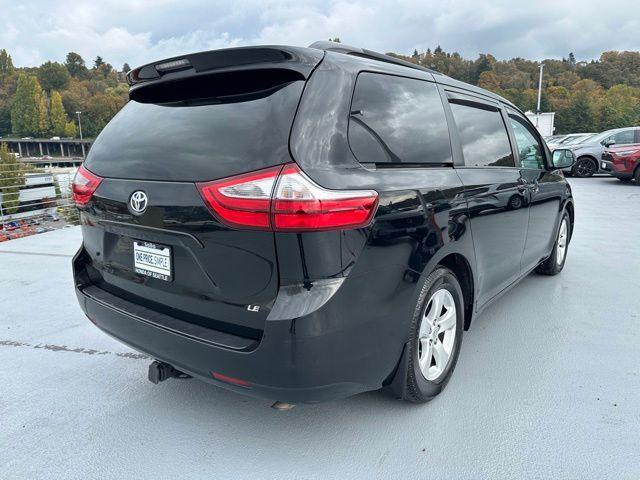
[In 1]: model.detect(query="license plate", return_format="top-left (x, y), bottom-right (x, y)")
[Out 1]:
top-left (133, 241), bottom-right (172, 281)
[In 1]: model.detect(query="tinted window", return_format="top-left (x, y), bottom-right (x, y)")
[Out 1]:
top-left (509, 115), bottom-right (545, 169)
top-left (449, 102), bottom-right (514, 167)
top-left (85, 81), bottom-right (304, 182)
top-left (348, 73), bottom-right (452, 164)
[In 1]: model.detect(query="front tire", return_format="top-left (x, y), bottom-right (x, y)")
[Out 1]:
top-left (572, 157), bottom-right (597, 178)
top-left (403, 267), bottom-right (464, 403)
top-left (536, 212), bottom-right (571, 275)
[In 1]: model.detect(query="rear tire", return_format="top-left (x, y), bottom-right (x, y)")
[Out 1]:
top-left (634, 168), bottom-right (640, 185)
top-left (536, 212), bottom-right (571, 275)
top-left (403, 267), bottom-right (464, 403)
top-left (572, 157), bottom-right (597, 178)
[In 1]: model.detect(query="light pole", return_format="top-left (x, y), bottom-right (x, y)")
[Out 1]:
top-left (535, 63), bottom-right (544, 128)
top-left (76, 111), bottom-right (85, 158)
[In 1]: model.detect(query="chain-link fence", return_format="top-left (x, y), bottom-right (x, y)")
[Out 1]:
top-left (0, 160), bottom-right (78, 242)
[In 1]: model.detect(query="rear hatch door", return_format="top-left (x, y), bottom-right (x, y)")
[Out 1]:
top-left (81, 47), bottom-right (322, 338)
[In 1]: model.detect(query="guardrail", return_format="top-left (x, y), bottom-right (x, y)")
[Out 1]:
top-left (0, 162), bottom-right (78, 242)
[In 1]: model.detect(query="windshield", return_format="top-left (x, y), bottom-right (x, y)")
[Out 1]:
top-left (565, 134), bottom-right (594, 145)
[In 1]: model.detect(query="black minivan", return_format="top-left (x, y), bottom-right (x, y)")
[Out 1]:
top-left (72, 41), bottom-right (576, 404)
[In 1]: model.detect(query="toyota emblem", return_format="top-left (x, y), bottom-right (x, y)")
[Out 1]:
top-left (129, 191), bottom-right (148, 214)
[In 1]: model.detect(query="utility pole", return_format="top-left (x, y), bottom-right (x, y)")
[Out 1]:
top-left (76, 111), bottom-right (85, 158)
top-left (535, 63), bottom-right (544, 128)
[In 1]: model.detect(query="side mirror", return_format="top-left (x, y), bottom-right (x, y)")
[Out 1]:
top-left (602, 139), bottom-right (616, 148)
top-left (552, 149), bottom-right (576, 169)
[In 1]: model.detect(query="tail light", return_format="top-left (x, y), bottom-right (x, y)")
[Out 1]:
top-left (197, 163), bottom-right (378, 232)
top-left (72, 165), bottom-right (103, 207)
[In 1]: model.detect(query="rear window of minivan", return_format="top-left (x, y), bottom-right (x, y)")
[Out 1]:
top-left (85, 80), bottom-right (305, 182)
top-left (348, 73), bottom-right (452, 165)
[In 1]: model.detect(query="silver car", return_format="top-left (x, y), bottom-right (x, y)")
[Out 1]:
top-left (546, 133), bottom-right (595, 150)
top-left (568, 126), bottom-right (640, 177)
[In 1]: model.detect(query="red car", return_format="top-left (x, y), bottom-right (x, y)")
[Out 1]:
top-left (601, 143), bottom-right (640, 184)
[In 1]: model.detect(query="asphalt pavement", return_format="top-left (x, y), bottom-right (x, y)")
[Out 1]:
top-left (1, 176), bottom-right (638, 479)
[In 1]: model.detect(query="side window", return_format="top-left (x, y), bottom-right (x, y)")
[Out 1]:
top-left (509, 116), bottom-right (545, 169)
top-left (348, 73), bottom-right (452, 165)
top-left (449, 101), bottom-right (514, 167)
top-left (611, 129), bottom-right (635, 145)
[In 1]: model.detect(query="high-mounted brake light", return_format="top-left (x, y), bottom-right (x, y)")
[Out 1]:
top-left (72, 165), bottom-right (103, 207)
top-left (197, 163), bottom-right (378, 232)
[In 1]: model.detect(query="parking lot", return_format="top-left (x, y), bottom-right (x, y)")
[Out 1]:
top-left (1, 176), bottom-right (638, 479)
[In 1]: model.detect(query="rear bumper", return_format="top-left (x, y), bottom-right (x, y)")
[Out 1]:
top-left (73, 247), bottom-right (406, 403)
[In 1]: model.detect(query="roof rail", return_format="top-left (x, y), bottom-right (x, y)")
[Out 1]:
top-left (308, 41), bottom-right (439, 75)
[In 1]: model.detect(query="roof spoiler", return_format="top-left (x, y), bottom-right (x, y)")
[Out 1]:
top-left (127, 45), bottom-right (324, 89)
top-left (308, 41), bottom-right (438, 75)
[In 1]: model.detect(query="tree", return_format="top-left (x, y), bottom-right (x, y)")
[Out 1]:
top-left (328, 38), bottom-right (341, 43)
top-left (64, 120), bottom-right (77, 137)
top-left (596, 84), bottom-right (639, 130)
top-left (65, 52), bottom-right (88, 78)
top-left (477, 71), bottom-right (502, 93)
top-left (96, 62), bottom-right (113, 79)
top-left (471, 54), bottom-right (496, 84)
top-left (0, 142), bottom-right (24, 215)
top-left (122, 63), bottom-right (131, 73)
top-left (563, 90), bottom-right (595, 133)
top-left (49, 91), bottom-right (69, 136)
top-left (94, 56), bottom-right (105, 68)
top-left (11, 75), bottom-right (40, 136)
top-left (0, 49), bottom-right (14, 76)
top-left (37, 61), bottom-right (71, 92)
top-left (568, 52), bottom-right (576, 70)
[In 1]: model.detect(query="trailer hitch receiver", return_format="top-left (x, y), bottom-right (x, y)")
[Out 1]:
top-left (148, 360), bottom-right (191, 384)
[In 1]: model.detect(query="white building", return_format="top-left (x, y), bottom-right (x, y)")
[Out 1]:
top-left (525, 111), bottom-right (555, 137)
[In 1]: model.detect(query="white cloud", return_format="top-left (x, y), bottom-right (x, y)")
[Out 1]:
top-left (0, 0), bottom-right (639, 68)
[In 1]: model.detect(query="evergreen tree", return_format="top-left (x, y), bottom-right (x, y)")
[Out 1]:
top-left (564, 90), bottom-right (594, 132)
top-left (94, 56), bottom-right (105, 68)
top-left (49, 91), bottom-right (68, 136)
top-left (122, 63), bottom-right (131, 73)
top-left (0, 142), bottom-right (24, 215)
top-left (37, 61), bottom-right (71, 92)
top-left (64, 120), bottom-right (77, 137)
top-left (0, 49), bottom-right (14, 76)
top-left (65, 52), bottom-right (88, 77)
top-left (37, 91), bottom-right (49, 136)
top-left (10, 75), bottom-right (49, 137)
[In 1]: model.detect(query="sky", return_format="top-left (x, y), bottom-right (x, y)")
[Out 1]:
top-left (2, 0), bottom-right (640, 69)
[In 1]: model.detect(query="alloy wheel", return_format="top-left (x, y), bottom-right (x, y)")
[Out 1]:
top-left (575, 159), bottom-right (596, 177)
top-left (417, 289), bottom-right (457, 381)
top-left (556, 218), bottom-right (568, 266)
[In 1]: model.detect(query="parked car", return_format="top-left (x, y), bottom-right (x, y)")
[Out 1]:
top-left (601, 143), bottom-right (640, 184)
top-left (546, 133), bottom-right (595, 150)
top-left (568, 126), bottom-right (640, 177)
top-left (72, 42), bottom-right (576, 405)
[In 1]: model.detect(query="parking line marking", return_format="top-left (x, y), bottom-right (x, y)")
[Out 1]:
top-left (0, 339), bottom-right (148, 360)
top-left (0, 250), bottom-right (74, 258)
